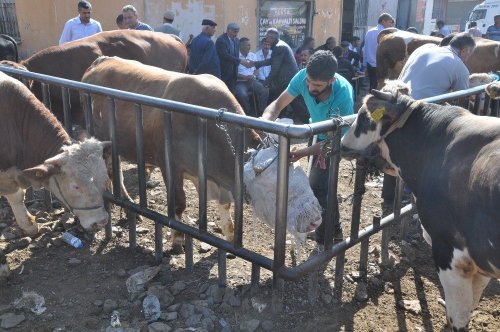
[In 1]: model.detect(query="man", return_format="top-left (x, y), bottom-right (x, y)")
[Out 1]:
top-left (298, 48), bottom-right (313, 70)
top-left (261, 50), bottom-right (354, 246)
top-left (58, 1), bottom-right (102, 45)
top-left (340, 40), bottom-right (360, 69)
top-left (122, 5), bottom-right (153, 31)
top-left (116, 14), bottom-right (127, 30)
top-left (363, 13), bottom-right (395, 90)
top-left (155, 10), bottom-right (181, 37)
top-left (251, 28), bottom-right (298, 102)
top-left (188, 19), bottom-right (220, 77)
top-left (399, 32), bottom-right (475, 99)
top-left (215, 23), bottom-right (249, 91)
top-left (467, 21), bottom-right (482, 38)
top-left (486, 15), bottom-right (500, 41)
top-left (295, 36), bottom-right (315, 64)
top-left (436, 20), bottom-right (452, 37)
top-left (233, 37), bottom-right (268, 117)
top-left (376, 33), bottom-right (477, 215)
top-left (333, 46), bottom-right (355, 86)
top-left (349, 36), bottom-right (361, 53)
top-left (314, 36), bottom-right (336, 53)
top-left (255, 38), bottom-right (272, 82)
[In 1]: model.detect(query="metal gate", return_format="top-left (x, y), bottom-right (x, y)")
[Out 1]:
top-left (1, 65), bottom-right (497, 305)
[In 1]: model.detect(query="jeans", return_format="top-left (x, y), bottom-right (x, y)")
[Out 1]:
top-left (309, 155), bottom-right (342, 244)
top-left (233, 80), bottom-right (269, 117)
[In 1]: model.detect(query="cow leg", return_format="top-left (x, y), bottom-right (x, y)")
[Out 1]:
top-left (218, 202), bottom-right (234, 243)
top-left (437, 248), bottom-right (476, 331)
top-left (4, 188), bottom-right (38, 236)
top-left (0, 249), bottom-right (9, 278)
top-left (171, 176), bottom-right (187, 254)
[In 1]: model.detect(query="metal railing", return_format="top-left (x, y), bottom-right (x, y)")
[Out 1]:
top-left (1, 64), bottom-right (497, 304)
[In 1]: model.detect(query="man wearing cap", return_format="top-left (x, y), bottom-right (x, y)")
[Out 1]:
top-left (155, 10), bottom-right (181, 37)
top-left (215, 22), bottom-right (250, 91)
top-left (188, 19), bottom-right (221, 77)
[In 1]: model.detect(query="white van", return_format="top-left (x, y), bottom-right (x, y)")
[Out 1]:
top-left (466, 0), bottom-right (500, 35)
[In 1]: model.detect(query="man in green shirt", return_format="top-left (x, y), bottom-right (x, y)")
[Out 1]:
top-left (261, 50), bottom-right (354, 246)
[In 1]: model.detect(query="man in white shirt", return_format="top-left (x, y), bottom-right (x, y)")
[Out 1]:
top-left (255, 38), bottom-right (272, 82)
top-left (233, 37), bottom-right (269, 117)
top-left (59, 1), bottom-right (102, 45)
top-left (362, 13), bottom-right (394, 90)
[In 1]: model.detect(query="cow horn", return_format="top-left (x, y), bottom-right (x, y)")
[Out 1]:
top-left (371, 89), bottom-right (393, 101)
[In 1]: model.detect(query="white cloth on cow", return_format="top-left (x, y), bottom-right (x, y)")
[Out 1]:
top-left (243, 146), bottom-right (322, 240)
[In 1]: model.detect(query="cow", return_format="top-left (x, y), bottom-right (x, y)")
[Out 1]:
top-left (468, 73), bottom-right (495, 115)
top-left (376, 29), bottom-right (500, 88)
top-left (340, 80), bottom-right (500, 331)
top-left (0, 71), bottom-right (110, 278)
top-left (0, 34), bottom-right (18, 62)
top-left (81, 56), bottom-right (262, 253)
top-left (1, 30), bottom-right (187, 128)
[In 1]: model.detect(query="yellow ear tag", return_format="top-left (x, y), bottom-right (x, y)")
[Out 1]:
top-left (371, 108), bottom-right (385, 122)
top-left (36, 170), bottom-right (44, 178)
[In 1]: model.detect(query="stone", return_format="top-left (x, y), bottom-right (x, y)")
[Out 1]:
top-left (354, 282), bottom-right (369, 302)
top-left (103, 299), bottom-right (119, 313)
top-left (160, 311), bottom-right (178, 322)
top-left (179, 303), bottom-right (195, 319)
top-left (201, 317), bottom-right (215, 330)
top-left (0, 313), bottom-right (26, 329)
top-left (198, 283), bottom-right (209, 294)
top-left (50, 238), bottom-right (64, 247)
top-left (148, 322), bottom-right (172, 332)
top-left (261, 320), bottom-right (274, 331)
top-left (207, 285), bottom-right (224, 304)
top-left (68, 258), bottom-right (81, 265)
top-left (147, 285), bottom-right (174, 307)
top-left (239, 319), bottom-right (260, 332)
top-left (136, 227), bottom-right (149, 234)
top-left (398, 299), bottom-right (422, 315)
top-left (185, 313), bottom-right (202, 327)
top-left (321, 293), bottom-right (333, 304)
top-left (170, 281), bottom-right (186, 295)
top-left (199, 243), bottom-right (212, 253)
top-left (116, 269), bottom-right (127, 277)
top-left (368, 276), bottom-right (383, 288)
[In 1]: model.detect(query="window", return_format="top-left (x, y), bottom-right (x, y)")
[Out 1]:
top-left (0, 0), bottom-right (20, 42)
top-left (469, 9), bottom-right (487, 22)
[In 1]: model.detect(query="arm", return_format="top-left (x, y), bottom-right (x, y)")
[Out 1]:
top-left (290, 142), bottom-right (322, 162)
top-left (261, 90), bottom-right (295, 121)
top-left (58, 21), bottom-right (71, 45)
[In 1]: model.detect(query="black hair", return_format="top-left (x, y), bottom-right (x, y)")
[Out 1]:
top-left (332, 46), bottom-right (343, 58)
top-left (378, 13), bottom-right (394, 24)
top-left (449, 32), bottom-right (476, 50)
top-left (78, 1), bottom-right (91, 10)
top-left (240, 37), bottom-right (250, 44)
top-left (306, 50), bottom-right (338, 81)
top-left (116, 14), bottom-right (123, 25)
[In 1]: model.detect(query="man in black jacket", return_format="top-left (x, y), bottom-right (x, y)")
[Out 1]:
top-left (249, 28), bottom-right (298, 102)
top-left (215, 23), bottom-right (250, 91)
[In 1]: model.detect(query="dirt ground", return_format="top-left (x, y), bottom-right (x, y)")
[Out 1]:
top-left (1, 151), bottom-right (499, 332)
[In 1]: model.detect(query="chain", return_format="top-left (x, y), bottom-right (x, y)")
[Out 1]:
top-left (215, 108), bottom-right (236, 156)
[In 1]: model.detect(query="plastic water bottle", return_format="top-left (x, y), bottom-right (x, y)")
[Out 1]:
top-left (143, 294), bottom-right (160, 322)
top-left (62, 232), bottom-right (84, 248)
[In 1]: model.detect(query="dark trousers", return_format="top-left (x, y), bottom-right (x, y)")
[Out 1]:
top-left (233, 80), bottom-right (269, 117)
top-left (309, 156), bottom-right (342, 243)
top-left (367, 63), bottom-right (378, 91)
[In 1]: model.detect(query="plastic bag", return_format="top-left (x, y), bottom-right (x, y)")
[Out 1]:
top-left (243, 145), bottom-right (322, 239)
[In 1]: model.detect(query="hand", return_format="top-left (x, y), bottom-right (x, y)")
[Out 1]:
top-left (289, 146), bottom-right (306, 163)
top-left (242, 60), bottom-right (254, 68)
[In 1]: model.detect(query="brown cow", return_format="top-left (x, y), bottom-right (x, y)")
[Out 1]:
top-left (376, 29), bottom-right (500, 88)
top-left (81, 56), bottom-right (261, 253)
top-left (0, 71), bottom-right (110, 278)
top-left (1, 30), bottom-right (187, 127)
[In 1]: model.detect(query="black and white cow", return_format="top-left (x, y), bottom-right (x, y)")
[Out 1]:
top-left (340, 81), bottom-right (500, 331)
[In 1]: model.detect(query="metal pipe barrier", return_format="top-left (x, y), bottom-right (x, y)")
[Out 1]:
top-left (1, 64), bottom-right (497, 302)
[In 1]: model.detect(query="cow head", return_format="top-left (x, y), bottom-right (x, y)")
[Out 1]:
top-left (486, 81), bottom-right (500, 100)
top-left (341, 80), bottom-right (413, 174)
top-left (20, 138), bottom-right (111, 231)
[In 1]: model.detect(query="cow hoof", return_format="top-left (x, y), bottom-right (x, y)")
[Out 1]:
top-left (171, 243), bottom-right (185, 255)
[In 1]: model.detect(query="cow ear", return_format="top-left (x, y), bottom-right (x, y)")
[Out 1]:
top-left (20, 163), bottom-right (61, 186)
top-left (370, 89), bottom-right (393, 101)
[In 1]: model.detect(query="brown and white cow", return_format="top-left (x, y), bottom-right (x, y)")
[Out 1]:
top-left (340, 81), bottom-right (500, 331)
top-left (376, 29), bottom-right (500, 88)
top-left (1, 30), bottom-right (187, 127)
top-left (81, 56), bottom-right (262, 253)
top-left (0, 71), bottom-right (110, 278)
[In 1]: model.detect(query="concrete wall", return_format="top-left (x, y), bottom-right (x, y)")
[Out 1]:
top-left (15, 0), bottom-right (342, 58)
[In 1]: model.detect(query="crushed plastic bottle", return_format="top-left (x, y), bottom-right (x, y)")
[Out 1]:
top-left (62, 232), bottom-right (84, 248)
top-left (110, 310), bottom-right (121, 327)
top-left (142, 294), bottom-right (160, 322)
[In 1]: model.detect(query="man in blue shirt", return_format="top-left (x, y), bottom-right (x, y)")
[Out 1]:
top-left (59, 1), bottom-right (102, 45)
top-left (486, 15), bottom-right (500, 41)
top-left (122, 5), bottom-right (153, 31)
top-left (261, 50), bottom-right (354, 246)
top-left (188, 19), bottom-right (221, 77)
